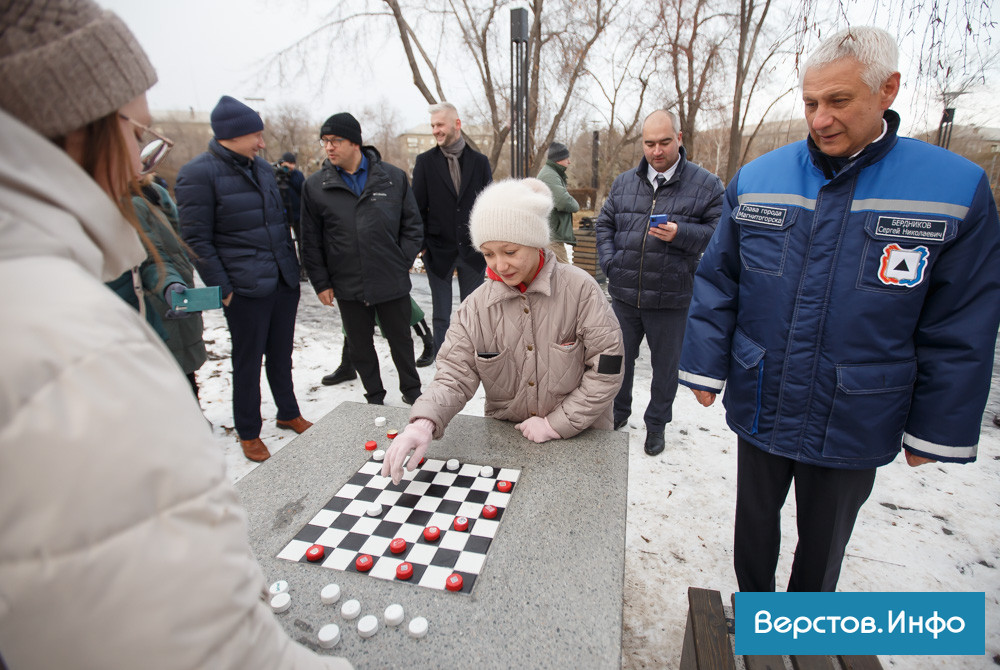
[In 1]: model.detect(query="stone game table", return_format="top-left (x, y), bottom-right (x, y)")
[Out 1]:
top-left (236, 401), bottom-right (629, 669)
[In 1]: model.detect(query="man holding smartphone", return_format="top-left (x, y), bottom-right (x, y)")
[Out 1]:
top-left (595, 110), bottom-right (724, 455)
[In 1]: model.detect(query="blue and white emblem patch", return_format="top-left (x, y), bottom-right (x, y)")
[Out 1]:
top-left (877, 243), bottom-right (929, 287)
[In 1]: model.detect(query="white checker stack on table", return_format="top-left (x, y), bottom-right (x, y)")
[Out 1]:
top-left (277, 457), bottom-right (520, 594)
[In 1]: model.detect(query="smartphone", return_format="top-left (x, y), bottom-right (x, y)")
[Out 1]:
top-left (170, 286), bottom-right (222, 312)
top-left (650, 214), bottom-right (670, 228)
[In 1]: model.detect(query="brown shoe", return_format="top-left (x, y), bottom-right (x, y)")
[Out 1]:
top-left (240, 438), bottom-right (270, 462)
top-left (276, 416), bottom-right (313, 434)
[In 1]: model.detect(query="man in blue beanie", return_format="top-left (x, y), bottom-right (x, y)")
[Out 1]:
top-left (176, 95), bottom-right (313, 462)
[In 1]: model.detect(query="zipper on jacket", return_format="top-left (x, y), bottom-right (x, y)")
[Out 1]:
top-left (637, 186), bottom-right (657, 308)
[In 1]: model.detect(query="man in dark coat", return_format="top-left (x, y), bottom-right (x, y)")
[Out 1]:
top-left (176, 95), bottom-right (312, 463)
top-left (300, 112), bottom-right (424, 406)
top-left (411, 102), bottom-right (492, 354)
top-left (595, 110), bottom-right (724, 456)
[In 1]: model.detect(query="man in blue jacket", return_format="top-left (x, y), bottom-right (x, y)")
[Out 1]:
top-left (679, 27), bottom-right (1000, 592)
top-left (596, 110), bottom-right (724, 456)
top-left (176, 96), bottom-right (312, 463)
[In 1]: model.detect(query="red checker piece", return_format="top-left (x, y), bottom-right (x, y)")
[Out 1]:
top-left (387, 429), bottom-right (398, 440)
top-left (396, 562), bottom-right (414, 580)
top-left (482, 504), bottom-right (498, 519)
top-left (355, 554), bottom-right (374, 572)
top-left (453, 516), bottom-right (469, 532)
top-left (496, 480), bottom-right (513, 493)
top-left (423, 526), bottom-right (441, 542)
top-left (364, 440), bottom-right (378, 451)
top-left (390, 537), bottom-right (407, 554)
top-left (445, 572), bottom-right (464, 592)
top-left (305, 544), bottom-right (325, 562)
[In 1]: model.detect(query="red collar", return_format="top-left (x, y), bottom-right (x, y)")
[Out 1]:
top-left (486, 249), bottom-right (545, 293)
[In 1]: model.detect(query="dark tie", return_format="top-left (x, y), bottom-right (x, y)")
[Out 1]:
top-left (655, 175), bottom-right (666, 190)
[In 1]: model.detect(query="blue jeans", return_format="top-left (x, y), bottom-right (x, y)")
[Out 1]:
top-left (611, 299), bottom-right (688, 432)
top-left (427, 255), bottom-right (485, 353)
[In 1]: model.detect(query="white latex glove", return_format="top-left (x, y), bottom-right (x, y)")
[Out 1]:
top-left (381, 419), bottom-right (434, 485)
top-left (514, 416), bottom-right (561, 443)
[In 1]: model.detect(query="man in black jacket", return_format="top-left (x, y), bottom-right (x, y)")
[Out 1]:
top-left (595, 110), bottom-right (724, 456)
top-left (412, 102), bottom-right (492, 354)
top-left (300, 112), bottom-right (423, 405)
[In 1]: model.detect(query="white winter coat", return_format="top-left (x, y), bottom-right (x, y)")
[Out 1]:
top-left (0, 109), bottom-right (350, 670)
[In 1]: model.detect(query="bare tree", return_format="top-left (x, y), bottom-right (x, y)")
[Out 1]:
top-left (658, 0), bottom-right (728, 161)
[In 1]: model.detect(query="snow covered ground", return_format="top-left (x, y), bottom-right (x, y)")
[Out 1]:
top-left (199, 271), bottom-right (999, 669)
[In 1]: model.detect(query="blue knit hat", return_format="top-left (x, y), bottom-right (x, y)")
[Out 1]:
top-left (210, 95), bottom-right (264, 140)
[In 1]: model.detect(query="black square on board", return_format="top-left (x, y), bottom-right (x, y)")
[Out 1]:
top-left (293, 524), bottom-right (325, 543)
top-left (428, 547), bottom-right (461, 568)
top-left (406, 510), bottom-right (433, 526)
top-left (396, 493), bottom-right (420, 508)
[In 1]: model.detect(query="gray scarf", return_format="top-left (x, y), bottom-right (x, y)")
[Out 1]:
top-left (440, 135), bottom-right (466, 193)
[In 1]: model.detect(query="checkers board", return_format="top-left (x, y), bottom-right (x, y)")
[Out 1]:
top-left (276, 457), bottom-right (520, 594)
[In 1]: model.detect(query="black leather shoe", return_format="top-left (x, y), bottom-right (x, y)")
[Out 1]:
top-left (322, 364), bottom-right (356, 386)
top-left (402, 390), bottom-right (422, 405)
top-left (644, 431), bottom-right (665, 456)
top-left (613, 418), bottom-right (628, 430)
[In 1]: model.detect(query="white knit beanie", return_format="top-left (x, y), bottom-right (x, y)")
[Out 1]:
top-left (470, 178), bottom-right (553, 250)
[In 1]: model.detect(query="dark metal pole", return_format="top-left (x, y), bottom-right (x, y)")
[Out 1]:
top-left (937, 107), bottom-right (955, 150)
top-left (510, 8), bottom-right (529, 177)
top-left (591, 129), bottom-right (599, 191)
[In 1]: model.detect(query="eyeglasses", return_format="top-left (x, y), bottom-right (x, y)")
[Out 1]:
top-left (120, 114), bottom-right (175, 175)
top-left (319, 137), bottom-right (347, 147)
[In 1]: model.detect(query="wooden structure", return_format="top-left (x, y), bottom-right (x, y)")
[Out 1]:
top-left (572, 214), bottom-right (602, 280)
top-left (680, 587), bottom-right (884, 670)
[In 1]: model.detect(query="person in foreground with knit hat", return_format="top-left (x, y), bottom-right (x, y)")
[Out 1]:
top-left (381, 179), bottom-right (625, 484)
top-left (176, 95), bottom-right (314, 463)
top-left (0, 1), bottom-right (349, 668)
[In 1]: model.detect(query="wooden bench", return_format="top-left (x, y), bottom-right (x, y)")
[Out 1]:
top-left (680, 587), bottom-right (884, 670)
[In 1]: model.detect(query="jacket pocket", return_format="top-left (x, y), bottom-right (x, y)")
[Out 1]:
top-left (723, 329), bottom-right (765, 434)
top-left (734, 203), bottom-right (798, 276)
top-left (547, 341), bottom-right (585, 396)
top-left (216, 246), bottom-right (260, 292)
top-left (822, 359), bottom-right (917, 461)
top-left (474, 349), bottom-right (517, 402)
top-left (855, 212), bottom-right (954, 294)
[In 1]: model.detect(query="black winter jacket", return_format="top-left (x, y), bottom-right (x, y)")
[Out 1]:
top-left (300, 147), bottom-right (423, 305)
top-left (595, 147), bottom-right (724, 309)
top-left (175, 139), bottom-right (299, 299)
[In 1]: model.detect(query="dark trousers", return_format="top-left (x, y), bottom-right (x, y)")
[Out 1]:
top-left (735, 438), bottom-right (877, 592)
top-left (222, 282), bottom-right (301, 440)
top-left (338, 295), bottom-right (421, 404)
top-left (427, 255), bottom-right (485, 354)
top-left (611, 299), bottom-right (687, 431)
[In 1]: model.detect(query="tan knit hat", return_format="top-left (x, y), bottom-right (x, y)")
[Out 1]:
top-left (0, 0), bottom-right (157, 138)
top-left (470, 178), bottom-right (553, 250)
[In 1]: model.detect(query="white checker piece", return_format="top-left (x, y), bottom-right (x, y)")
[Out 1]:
top-left (277, 456), bottom-right (520, 594)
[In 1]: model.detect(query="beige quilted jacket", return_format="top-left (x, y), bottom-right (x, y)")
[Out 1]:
top-left (412, 250), bottom-right (624, 438)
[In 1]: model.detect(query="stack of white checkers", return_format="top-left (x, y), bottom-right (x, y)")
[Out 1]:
top-left (276, 457), bottom-right (520, 594)
top-left (269, 580), bottom-right (430, 648)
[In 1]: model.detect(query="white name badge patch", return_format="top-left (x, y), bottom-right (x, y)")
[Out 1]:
top-left (878, 243), bottom-right (929, 287)
top-left (733, 204), bottom-right (787, 227)
top-left (875, 216), bottom-right (947, 242)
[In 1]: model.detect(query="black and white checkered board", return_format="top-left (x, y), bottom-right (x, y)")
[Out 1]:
top-left (277, 457), bottom-right (520, 594)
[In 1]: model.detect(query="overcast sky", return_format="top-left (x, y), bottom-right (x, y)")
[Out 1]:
top-left (103, 0), bottom-right (1000, 138)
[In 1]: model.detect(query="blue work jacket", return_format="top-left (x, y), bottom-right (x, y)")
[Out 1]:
top-left (678, 111), bottom-right (1000, 469)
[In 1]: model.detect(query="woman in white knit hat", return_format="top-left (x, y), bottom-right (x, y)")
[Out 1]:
top-left (383, 178), bottom-right (624, 483)
top-left (0, 1), bottom-right (349, 668)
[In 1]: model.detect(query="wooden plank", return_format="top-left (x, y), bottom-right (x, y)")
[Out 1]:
top-left (790, 656), bottom-right (837, 670)
top-left (680, 603), bottom-right (698, 670)
top-left (837, 655), bottom-right (883, 670)
top-left (688, 587), bottom-right (737, 670)
top-left (732, 593), bottom-right (786, 670)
